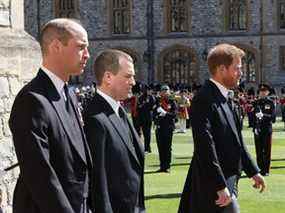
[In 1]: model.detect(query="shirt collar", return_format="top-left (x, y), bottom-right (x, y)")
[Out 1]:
top-left (97, 89), bottom-right (121, 116)
top-left (41, 66), bottom-right (66, 96)
top-left (210, 78), bottom-right (230, 100)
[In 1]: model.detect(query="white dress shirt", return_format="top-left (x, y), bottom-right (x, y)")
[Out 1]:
top-left (96, 89), bottom-right (121, 117)
top-left (41, 66), bottom-right (67, 101)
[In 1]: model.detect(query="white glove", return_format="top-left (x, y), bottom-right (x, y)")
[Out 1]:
top-left (256, 111), bottom-right (263, 119)
top-left (157, 107), bottom-right (167, 117)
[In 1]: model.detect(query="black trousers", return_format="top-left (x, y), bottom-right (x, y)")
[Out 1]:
top-left (141, 121), bottom-right (152, 152)
top-left (254, 131), bottom-right (272, 174)
top-left (132, 116), bottom-right (141, 137)
top-left (155, 127), bottom-right (173, 170)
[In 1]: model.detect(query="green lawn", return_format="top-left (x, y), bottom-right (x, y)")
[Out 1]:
top-left (144, 118), bottom-right (285, 213)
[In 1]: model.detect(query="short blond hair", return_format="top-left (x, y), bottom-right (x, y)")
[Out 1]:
top-left (39, 18), bottom-right (84, 55)
top-left (207, 43), bottom-right (245, 75)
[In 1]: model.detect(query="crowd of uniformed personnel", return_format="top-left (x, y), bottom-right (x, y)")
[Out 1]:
top-left (73, 81), bottom-right (285, 175)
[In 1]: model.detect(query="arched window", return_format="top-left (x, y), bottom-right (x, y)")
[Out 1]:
top-left (242, 50), bottom-right (256, 82)
top-left (279, 0), bottom-right (285, 29)
top-left (55, 0), bottom-right (79, 18)
top-left (228, 0), bottom-right (247, 31)
top-left (167, 0), bottom-right (189, 32)
top-left (280, 46), bottom-right (285, 70)
top-left (161, 47), bottom-right (197, 85)
top-left (111, 0), bottom-right (131, 34)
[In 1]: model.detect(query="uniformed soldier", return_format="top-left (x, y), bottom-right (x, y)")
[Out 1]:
top-left (153, 85), bottom-right (177, 173)
top-left (176, 89), bottom-right (191, 133)
top-left (137, 85), bottom-right (156, 153)
top-left (253, 84), bottom-right (276, 176)
top-left (279, 86), bottom-right (285, 128)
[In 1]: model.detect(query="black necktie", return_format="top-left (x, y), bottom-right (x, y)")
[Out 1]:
top-left (64, 84), bottom-right (72, 113)
top-left (119, 106), bottom-right (129, 128)
top-left (119, 106), bottom-right (135, 143)
top-left (227, 91), bottom-right (234, 111)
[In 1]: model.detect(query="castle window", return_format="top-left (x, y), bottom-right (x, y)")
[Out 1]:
top-left (167, 0), bottom-right (189, 33)
top-left (242, 50), bottom-right (256, 82)
top-left (279, 1), bottom-right (285, 29)
top-left (280, 46), bottom-right (285, 70)
top-left (112, 0), bottom-right (131, 34)
top-left (55, 0), bottom-right (79, 18)
top-left (161, 47), bottom-right (197, 85)
top-left (228, 0), bottom-right (247, 31)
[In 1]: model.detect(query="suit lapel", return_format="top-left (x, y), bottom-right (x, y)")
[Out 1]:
top-left (69, 91), bottom-right (93, 165)
top-left (120, 106), bottom-right (144, 163)
top-left (109, 113), bottom-right (141, 166)
top-left (125, 112), bottom-right (144, 161)
top-left (208, 80), bottom-right (241, 146)
top-left (94, 93), bottom-right (142, 166)
top-left (220, 102), bottom-right (241, 145)
top-left (37, 70), bottom-right (87, 164)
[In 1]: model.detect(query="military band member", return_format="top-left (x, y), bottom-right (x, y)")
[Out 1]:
top-left (137, 85), bottom-right (156, 153)
top-left (253, 84), bottom-right (276, 176)
top-left (153, 85), bottom-right (177, 173)
top-left (176, 89), bottom-right (191, 133)
top-left (279, 86), bottom-right (285, 128)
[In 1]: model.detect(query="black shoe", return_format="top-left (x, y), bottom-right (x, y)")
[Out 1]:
top-left (156, 168), bottom-right (170, 173)
top-left (261, 171), bottom-right (269, 176)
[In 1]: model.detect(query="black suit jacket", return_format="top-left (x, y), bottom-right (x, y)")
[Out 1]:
top-left (178, 80), bottom-right (259, 213)
top-left (83, 93), bottom-right (145, 213)
top-left (137, 93), bottom-right (155, 124)
top-left (9, 70), bottom-right (92, 213)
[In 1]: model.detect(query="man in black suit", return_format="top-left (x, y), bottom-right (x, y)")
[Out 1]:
top-left (9, 18), bottom-right (92, 213)
top-left (137, 85), bottom-right (156, 153)
top-left (178, 44), bottom-right (265, 213)
top-left (83, 49), bottom-right (145, 213)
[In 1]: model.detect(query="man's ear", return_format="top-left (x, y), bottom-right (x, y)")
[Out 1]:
top-left (49, 39), bottom-right (62, 54)
top-left (219, 65), bottom-right (226, 72)
top-left (103, 71), bottom-right (113, 85)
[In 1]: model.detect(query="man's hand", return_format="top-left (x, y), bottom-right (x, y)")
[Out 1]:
top-left (256, 111), bottom-right (264, 119)
top-left (252, 173), bottom-right (266, 193)
top-left (216, 187), bottom-right (232, 207)
top-left (157, 107), bottom-right (167, 117)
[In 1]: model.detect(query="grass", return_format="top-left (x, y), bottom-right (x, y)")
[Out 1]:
top-left (144, 118), bottom-right (285, 213)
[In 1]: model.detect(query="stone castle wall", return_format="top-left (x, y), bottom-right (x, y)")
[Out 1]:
top-left (0, 0), bottom-right (41, 212)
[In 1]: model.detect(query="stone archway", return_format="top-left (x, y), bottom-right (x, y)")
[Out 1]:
top-left (158, 45), bottom-right (199, 85)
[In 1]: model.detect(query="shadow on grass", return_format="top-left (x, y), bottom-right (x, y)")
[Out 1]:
top-left (147, 162), bottom-right (190, 168)
top-left (171, 163), bottom-right (191, 167)
top-left (175, 156), bottom-right (192, 160)
top-left (271, 166), bottom-right (285, 169)
top-left (147, 164), bottom-right (160, 168)
top-left (271, 158), bottom-right (285, 162)
top-left (145, 193), bottom-right (181, 200)
top-left (144, 170), bottom-right (160, 174)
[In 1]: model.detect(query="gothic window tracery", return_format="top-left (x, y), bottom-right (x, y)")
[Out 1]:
top-left (162, 48), bottom-right (197, 85)
top-left (167, 0), bottom-right (189, 32)
top-left (55, 0), bottom-right (78, 18)
top-left (228, 0), bottom-right (247, 31)
top-left (112, 0), bottom-right (131, 34)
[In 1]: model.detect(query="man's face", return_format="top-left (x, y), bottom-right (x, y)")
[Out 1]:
top-left (61, 28), bottom-right (90, 76)
top-left (221, 57), bottom-right (242, 89)
top-left (110, 58), bottom-right (136, 101)
top-left (259, 90), bottom-right (269, 97)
